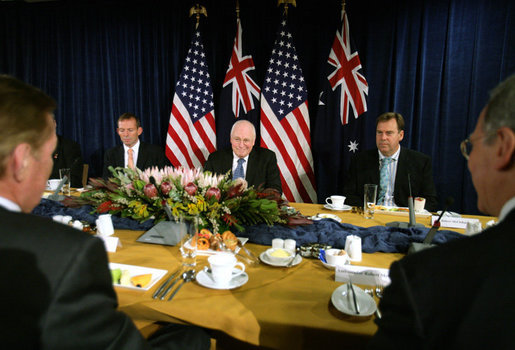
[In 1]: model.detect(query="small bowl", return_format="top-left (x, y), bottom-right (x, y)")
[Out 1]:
top-left (325, 248), bottom-right (349, 266)
top-left (265, 248), bottom-right (294, 264)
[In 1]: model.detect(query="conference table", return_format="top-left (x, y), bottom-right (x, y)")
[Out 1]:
top-left (108, 203), bottom-right (495, 349)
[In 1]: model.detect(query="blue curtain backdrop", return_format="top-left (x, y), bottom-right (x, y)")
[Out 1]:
top-left (1, 0), bottom-right (513, 214)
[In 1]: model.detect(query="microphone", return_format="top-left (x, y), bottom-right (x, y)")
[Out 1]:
top-left (385, 174), bottom-right (425, 228)
top-left (407, 196), bottom-right (454, 254)
top-left (149, 176), bottom-right (174, 221)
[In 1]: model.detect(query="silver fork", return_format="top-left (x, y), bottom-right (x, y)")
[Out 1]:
top-left (374, 285), bottom-right (384, 319)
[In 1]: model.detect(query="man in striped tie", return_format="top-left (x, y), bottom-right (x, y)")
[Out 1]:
top-left (343, 112), bottom-right (438, 211)
top-left (204, 120), bottom-right (282, 193)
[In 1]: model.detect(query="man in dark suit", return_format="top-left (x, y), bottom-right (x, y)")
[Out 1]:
top-left (103, 113), bottom-right (169, 178)
top-left (343, 112), bottom-right (438, 211)
top-left (0, 75), bottom-right (210, 349)
top-left (50, 134), bottom-right (84, 187)
top-left (204, 119), bottom-right (282, 193)
top-left (369, 75), bottom-right (515, 349)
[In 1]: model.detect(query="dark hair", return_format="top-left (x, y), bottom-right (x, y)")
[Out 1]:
top-left (118, 113), bottom-right (141, 128)
top-left (376, 112), bottom-right (405, 131)
top-left (0, 75), bottom-right (56, 177)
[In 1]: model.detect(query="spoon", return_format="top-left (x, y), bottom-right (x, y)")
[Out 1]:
top-left (375, 285), bottom-right (384, 299)
top-left (286, 247), bottom-right (300, 267)
top-left (168, 270), bottom-right (195, 301)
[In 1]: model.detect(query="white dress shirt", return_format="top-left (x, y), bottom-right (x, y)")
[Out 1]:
top-left (232, 153), bottom-right (249, 178)
top-left (378, 147), bottom-right (401, 207)
top-left (123, 140), bottom-right (140, 168)
top-left (0, 196), bottom-right (21, 212)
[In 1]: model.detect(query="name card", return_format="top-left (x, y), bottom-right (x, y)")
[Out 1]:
top-left (432, 216), bottom-right (480, 229)
top-left (335, 264), bottom-right (391, 286)
top-left (97, 235), bottom-right (122, 252)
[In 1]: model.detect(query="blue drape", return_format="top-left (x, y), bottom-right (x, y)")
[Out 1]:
top-left (1, 0), bottom-right (513, 214)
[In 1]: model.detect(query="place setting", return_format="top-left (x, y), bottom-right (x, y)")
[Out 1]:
top-left (259, 238), bottom-right (302, 267)
top-left (324, 195), bottom-right (352, 211)
top-left (196, 254), bottom-right (249, 290)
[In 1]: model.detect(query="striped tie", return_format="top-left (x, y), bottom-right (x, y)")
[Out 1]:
top-left (378, 157), bottom-right (392, 204)
top-left (233, 158), bottom-right (245, 180)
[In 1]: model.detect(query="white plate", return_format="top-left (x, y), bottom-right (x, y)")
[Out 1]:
top-left (331, 284), bottom-right (377, 316)
top-left (321, 259), bottom-right (350, 270)
top-left (312, 213), bottom-right (342, 222)
top-left (109, 263), bottom-right (167, 291)
top-left (259, 252), bottom-right (302, 267)
top-left (196, 269), bottom-right (248, 290)
top-left (323, 204), bottom-right (352, 212)
top-left (185, 237), bottom-right (249, 256)
top-left (374, 205), bottom-right (432, 217)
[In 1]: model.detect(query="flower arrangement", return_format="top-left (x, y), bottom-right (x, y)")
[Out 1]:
top-left (71, 166), bottom-right (291, 233)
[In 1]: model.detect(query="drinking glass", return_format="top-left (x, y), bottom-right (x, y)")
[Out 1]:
top-left (363, 184), bottom-right (377, 219)
top-left (178, 217), bottom-right (199, 269)
top-left (59, 168), bottom-right (71, 196)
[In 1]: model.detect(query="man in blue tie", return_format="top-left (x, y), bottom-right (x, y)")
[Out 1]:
top-left (204, 120), bottom-right (282, 193)
top-left (343, 112), bottom-right (438, 211)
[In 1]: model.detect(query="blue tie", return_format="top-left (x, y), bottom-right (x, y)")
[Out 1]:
top-left (378, 157), bottom-right (392, 204)
top-left (233, 158), bottom-right (245, 180)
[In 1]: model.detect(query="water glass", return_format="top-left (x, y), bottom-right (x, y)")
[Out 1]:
top-left (59, 168), bottom-right (71, 196)
top-left (363, 184), bottom-right (377, 219)
top-left (179, 217), bottom-right (198, 268)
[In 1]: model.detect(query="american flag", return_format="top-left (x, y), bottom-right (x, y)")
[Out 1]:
top-left (166, 31), bottom-right (216, 168)
top-left (327, 10), bottom-right (368, 125)
top-left (217, 18), bottom-right (260, 149)
top-left (260, 18), bottom-right (317, 203)
top-left (223, 18), bottom-right (260, 119)
top-left (313, 8), bottom-right (368, 200)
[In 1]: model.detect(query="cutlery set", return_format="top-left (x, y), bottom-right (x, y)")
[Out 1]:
top-left (152, 268), bottom-right (196, 301)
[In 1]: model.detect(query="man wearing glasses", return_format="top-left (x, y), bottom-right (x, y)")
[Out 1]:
top-left (204, 119), bottom-right (282, 193)
top-left (369, 74), bottom-right (515, 348)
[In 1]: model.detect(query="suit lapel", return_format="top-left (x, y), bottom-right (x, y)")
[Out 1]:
top-left (394, 147), bottom-right (408, 198)
top-left (136, 143), bottom-right (146, 169)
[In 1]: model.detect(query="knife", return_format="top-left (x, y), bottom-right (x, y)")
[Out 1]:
top-left (348, 281), bottom-right (360, 315)
top-left (152, 268), bottom-right (180, 299)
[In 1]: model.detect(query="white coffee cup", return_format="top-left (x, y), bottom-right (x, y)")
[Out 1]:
top-left (325, 248), bottom-right (348, 266)
top-left (344, 235), bottom-right (362, 262)
top-left (208, 254), bottom-right (245, 287)
top-left (325, 195), bottom-right (346, 209)
top-left (47, 179), bottom-right (61, 191)
top-left (414, 197), bottom-right (426, 212)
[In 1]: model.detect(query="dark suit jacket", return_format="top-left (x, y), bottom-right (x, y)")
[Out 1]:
top-left (203, 147), bottom-right (282, 193)
top-left (50, 135), bottom-right (83, 187)
top-left (0, 208), bottom-right (209, 349)
top-left (369, 208), bottom-right (515, 349)
top-left (342, 147), bottom-right (438, 211)
top-left (103, 142), bottom-right (170, 178)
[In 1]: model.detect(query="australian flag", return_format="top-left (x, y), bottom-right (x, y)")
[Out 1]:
top-left (314, 8), bottom-right (368, 200)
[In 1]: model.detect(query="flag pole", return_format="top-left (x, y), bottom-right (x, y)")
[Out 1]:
top-left (277, 0), bottom-right (296, 16)
top-left (236, 0), bottom-right (240, 19)
top-left (189, 3), bottom-right (208, 30)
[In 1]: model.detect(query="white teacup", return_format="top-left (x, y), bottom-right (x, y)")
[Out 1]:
top-left (326, 195), bottom-right (346, 209)
top-left (325, 248), bottom-right (348, 266)
top-left (47, 179), bottom-right (61, 191)
top-left (96, 214), bottom-right (114, 237)
top-left (208, 254), bottom-right (245, 287)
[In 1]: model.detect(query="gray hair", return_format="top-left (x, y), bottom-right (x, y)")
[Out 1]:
top-left (484, 74), bottom-right (515, 137)
top-left (230, 119), bottom-right (256, 139)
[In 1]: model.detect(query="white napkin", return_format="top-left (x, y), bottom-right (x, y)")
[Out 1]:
top-left (96, 214), bottom-right (114, 236)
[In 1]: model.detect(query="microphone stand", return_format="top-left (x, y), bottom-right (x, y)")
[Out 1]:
top-left (385, 174), bottom-right (424, 228)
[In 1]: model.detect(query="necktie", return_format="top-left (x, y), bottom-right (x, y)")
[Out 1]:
top-left (233, 158), bottom-right (245, 180)
top-left (127, 148), bottom-right (135, 169)
top-left (378, 157), bottom-right (392, 204)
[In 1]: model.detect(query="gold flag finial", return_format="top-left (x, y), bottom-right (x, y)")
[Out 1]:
top-left (189, 3), bottom-right (208, 29)
top-left (277, 0), bottom-right (296, 16)
top-left (236, 0), bottom-right (240, 19)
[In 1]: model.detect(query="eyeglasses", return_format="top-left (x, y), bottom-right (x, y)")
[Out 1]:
top-left (460, 132), bottom-right (496, 160)
top-left (232, 137), bottom-right (252, 145)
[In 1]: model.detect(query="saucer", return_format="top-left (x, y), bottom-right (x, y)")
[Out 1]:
top-left (312, 213), bottom-right (342, 222)
top-left (321, 259), bottom-right (350, 270)
top-left (259, 252), bottom-right (302, 267)
top-left (196, 269), bottom-right (248, 290)
top-left (331, 284), bottom-right (376, 316)
top-left (324, 204), bottom-right (351, 212)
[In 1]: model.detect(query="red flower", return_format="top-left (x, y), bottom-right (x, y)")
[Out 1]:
top-left (184, 182), bottom-right (197, 196)
top-left (160, 181), bottom-right (172, 196)
top-left (143, 184), bottom-right (158, 198)
top-left (205, 187), bottom-right (221, 201)
top-left (97, 200), bottom-right (121, 213)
